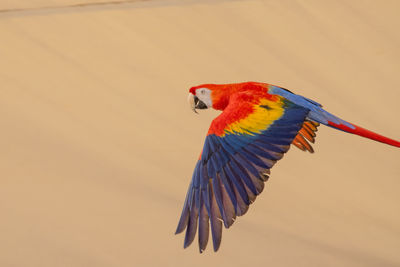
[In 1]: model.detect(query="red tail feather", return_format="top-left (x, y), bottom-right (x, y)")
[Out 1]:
top-left (328, 121), bottom-right (400, 148)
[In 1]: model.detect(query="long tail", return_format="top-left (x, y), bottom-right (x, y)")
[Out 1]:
top-left (327, 120), bottom-right (400, 148)
top-left (268, 85), bottom-right (400, 148)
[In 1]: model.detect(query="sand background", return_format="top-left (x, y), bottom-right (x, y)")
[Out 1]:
top-left (1, 0), bottom-right (399, 266)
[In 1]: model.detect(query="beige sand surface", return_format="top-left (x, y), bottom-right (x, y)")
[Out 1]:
top-left (0, 0), bottom-right (399, 266)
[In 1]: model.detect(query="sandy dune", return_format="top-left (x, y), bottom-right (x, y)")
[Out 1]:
top-left (0, 0), bottom-right (399, 266)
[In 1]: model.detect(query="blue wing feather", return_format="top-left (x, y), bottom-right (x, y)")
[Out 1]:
top-left (231, 153), bottom-right (260, 179)
top-left (229, 159), bottom-right (258, 195)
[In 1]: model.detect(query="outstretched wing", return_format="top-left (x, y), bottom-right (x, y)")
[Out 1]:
top-left (175, 92), bottom-right (310, 252)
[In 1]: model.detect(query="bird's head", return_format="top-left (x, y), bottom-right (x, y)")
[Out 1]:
top-left (188, 82), bottom-right (266, 113)
top-left (188, 83), bottom-right (239, 113)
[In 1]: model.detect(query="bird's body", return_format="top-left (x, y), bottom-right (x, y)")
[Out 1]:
top-left (176, 82), bottom-right (400, 253)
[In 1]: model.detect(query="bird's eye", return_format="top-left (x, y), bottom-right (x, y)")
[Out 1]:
top-left (201, 89), bottom-right (205, 94)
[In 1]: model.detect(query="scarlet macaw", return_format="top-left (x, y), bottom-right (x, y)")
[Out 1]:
top-left (176, 82), bottom-right (399, 253)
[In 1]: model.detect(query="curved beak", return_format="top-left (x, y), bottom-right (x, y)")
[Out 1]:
top-left (188, 93), bottom-right (208, 114)
top-left (187, 93), bottom-right (198, 114)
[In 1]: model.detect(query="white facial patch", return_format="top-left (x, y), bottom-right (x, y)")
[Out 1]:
top-left (195, 88), bottom-right (212, 108)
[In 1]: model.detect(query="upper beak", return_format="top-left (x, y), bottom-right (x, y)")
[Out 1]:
top-left (188, 93), bottom-right (198, 114)
top-left (188, 94), bottom-right (208, 113)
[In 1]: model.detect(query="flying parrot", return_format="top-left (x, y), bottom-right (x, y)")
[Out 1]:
top-left (175, 82), bottom-right (400, 253)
